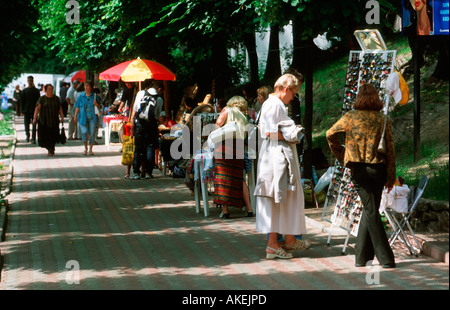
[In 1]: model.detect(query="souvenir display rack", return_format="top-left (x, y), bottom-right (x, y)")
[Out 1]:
top-left (197, 112), bottom-right (220, 132)
top-left (321, 32), bottom-right (396, 252)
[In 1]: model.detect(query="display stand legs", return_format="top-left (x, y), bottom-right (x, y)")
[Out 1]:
top-left (194, 160), bottom-right (210, 217)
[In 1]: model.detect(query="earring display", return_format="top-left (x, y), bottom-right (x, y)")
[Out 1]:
top-left (342, 50), bottom-right (396, 113)
top-left (322, 39), bottom-right (396, 251)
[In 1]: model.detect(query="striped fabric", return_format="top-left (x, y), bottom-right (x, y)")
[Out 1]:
top-left (37, 95), bottom-right (61, 128)
top-left (214, 138), bottom-right (245, 207)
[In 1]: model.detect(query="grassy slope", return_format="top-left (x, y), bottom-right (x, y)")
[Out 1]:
top-left (303, 36), bottom-right (449, 201)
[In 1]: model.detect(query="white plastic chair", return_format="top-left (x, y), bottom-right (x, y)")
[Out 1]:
top-left (384, 175), bottom-right (428, 257)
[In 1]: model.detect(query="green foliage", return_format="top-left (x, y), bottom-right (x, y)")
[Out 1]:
top-left (0, 1), bottom-right (39, 89)
top-left (4, 0), bottom-right (403, 92)
top-left (0, 111), bottom-right (15, 136)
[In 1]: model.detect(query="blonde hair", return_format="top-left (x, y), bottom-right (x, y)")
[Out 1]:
top-left (274, 74), bottom-right (300, 93)
top-left (257, 86), bottom-right (271, 101)
top-left (227, 95), bottom-right (248, 113)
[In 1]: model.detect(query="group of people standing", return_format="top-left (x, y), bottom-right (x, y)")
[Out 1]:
top-left (18, 75), bottom-right (104, 157)
top-left (213, 71), bottom-right (397, 267)
top-left (18, 70), bottom-right (397, 268)
top-left (18, 76), bottom-right (64, 157)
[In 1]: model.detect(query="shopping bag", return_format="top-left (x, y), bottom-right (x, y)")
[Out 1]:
top-left (59, 127), bottom-right (67, 145)
top-left (209, 121), bottom-right (237, 143)
top-left (121, 135), bottom-right (135, 166)
top-left (314, 166), bottom-right (335, 193)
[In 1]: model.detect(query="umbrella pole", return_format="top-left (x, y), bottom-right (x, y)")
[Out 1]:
top-left (163, 80), bottom-right (170, 119)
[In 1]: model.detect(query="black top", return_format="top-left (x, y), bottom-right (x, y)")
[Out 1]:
top-left (122, 87), bottom-right (135, 108)
top-left (291, 95), bottom-right (302, 125)
top-left (20, 86), bottom-right (41, 114)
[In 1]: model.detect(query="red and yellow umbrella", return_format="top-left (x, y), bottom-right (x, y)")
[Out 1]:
top-left (99, 58), bottom-right (176, 82)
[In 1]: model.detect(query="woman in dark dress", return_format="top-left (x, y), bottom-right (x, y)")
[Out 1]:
top-left (33, 84), bottom-right (64, 157)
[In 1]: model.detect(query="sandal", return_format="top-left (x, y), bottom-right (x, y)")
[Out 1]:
top-left (220, 212), bottom-right (230, 219)
top-left (124, 174), bottom-right (130, 179)
top-left (283, 239), bottom-right (311, 252)
top-left (266, 246), bottom-right (293, 259)
top-left (83, 150), bottom-right (87, 156)
top-left (89, 151), bottom-right (94, 156)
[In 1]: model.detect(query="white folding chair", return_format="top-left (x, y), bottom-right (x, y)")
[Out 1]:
top-left (385, 175), bottom-right (428, 257)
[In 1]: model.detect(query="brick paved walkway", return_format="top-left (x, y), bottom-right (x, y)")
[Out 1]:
top-left (0, 117), bottom-right (448, 290)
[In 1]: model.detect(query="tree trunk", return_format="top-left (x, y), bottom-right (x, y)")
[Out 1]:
top-left (163, 80), bottom-right (171, 119)
top-left (263, 24), bottom-right (281, 82)
top-left (243, 31), bottom-right (259, 85)
top-left (291, 18), bottom-right (306, 74)
top-left (302, 44), bottom-right (314, 180)
top-left (211, 32), bottom-right (229, 99)
top-left (432, 36), bottom-right (449, 80)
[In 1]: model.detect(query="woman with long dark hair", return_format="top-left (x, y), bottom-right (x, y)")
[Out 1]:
top-left (33, 84), bottom-right (64, 157)
top-left (326, 83), bottom-right (396, 268)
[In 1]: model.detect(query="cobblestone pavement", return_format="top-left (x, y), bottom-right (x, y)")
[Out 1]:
top-left (0, 118), bottom-right (448, 291)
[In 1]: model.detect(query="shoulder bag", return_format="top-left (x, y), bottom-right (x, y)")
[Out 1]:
top-left (209, 121), bottom-right (238, 143)
top-left (377, 113), bottom-right (387, 154)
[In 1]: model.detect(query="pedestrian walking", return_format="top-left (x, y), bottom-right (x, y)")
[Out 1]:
top-left (326, 83), bottom-right (396, 268)
top-left (60, 82), bottom-right (69, 117)
top-left (151, 81), bottom-right (164, 119)
top-left (129, 79), bottom-right (159, 180)
top-left (13, 85), bottom-right (22, 116)
top-left (32, 84), bottom-right (64, 157)
top-left (74, 80), bottom-right (102, 156)
top-left (66, 80), bottom-right (80, 140)
top-left (254, 73), bottom-right (310, 259)
top-left (20, 76), bottom-right (40, 143)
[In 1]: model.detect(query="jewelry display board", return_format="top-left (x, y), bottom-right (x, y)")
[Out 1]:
top-left (321, 33), bottom-right (396, 251)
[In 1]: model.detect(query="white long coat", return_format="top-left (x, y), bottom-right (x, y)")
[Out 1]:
top-left (255, 94), bottom-right (307, 235)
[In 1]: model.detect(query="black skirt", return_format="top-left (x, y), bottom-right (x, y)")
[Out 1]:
top-left (38, 122), bottom-right (59, 151)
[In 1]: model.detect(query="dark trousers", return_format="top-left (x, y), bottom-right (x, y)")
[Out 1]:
top-left (133, 120), bottom-right (157, 175)
top-left (24, 113), bottom-right (37, 142)
top-left (351, 163), bottom-right (395, 266)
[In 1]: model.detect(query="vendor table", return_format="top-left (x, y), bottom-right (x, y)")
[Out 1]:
top-left (103, 115), bottom-right (128, 150)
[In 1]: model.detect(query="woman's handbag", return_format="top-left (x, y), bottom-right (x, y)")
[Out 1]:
top-left (378, 113), bottom-right (388, 154)
top-left (59, 126), bottom-right (67, 145)
top-left (209, 121), bottom-right (238, 143)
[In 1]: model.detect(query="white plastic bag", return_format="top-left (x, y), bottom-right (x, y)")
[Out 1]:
top-left (380, 185), bottom-right (410, 213)
top-left (314, 166), bottom-right (335, 193)
top-left (209, 121), bottom-right (237, 143)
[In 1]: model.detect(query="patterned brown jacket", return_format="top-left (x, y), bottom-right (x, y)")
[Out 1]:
top-left (326, 109), bottom-right (396, 186)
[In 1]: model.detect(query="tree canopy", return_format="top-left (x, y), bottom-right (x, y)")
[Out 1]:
top-left (2, 0), bottom-right (400, 95)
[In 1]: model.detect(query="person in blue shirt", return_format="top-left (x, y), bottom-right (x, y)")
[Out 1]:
top-left (74, 80), bottom-right (102, 155)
